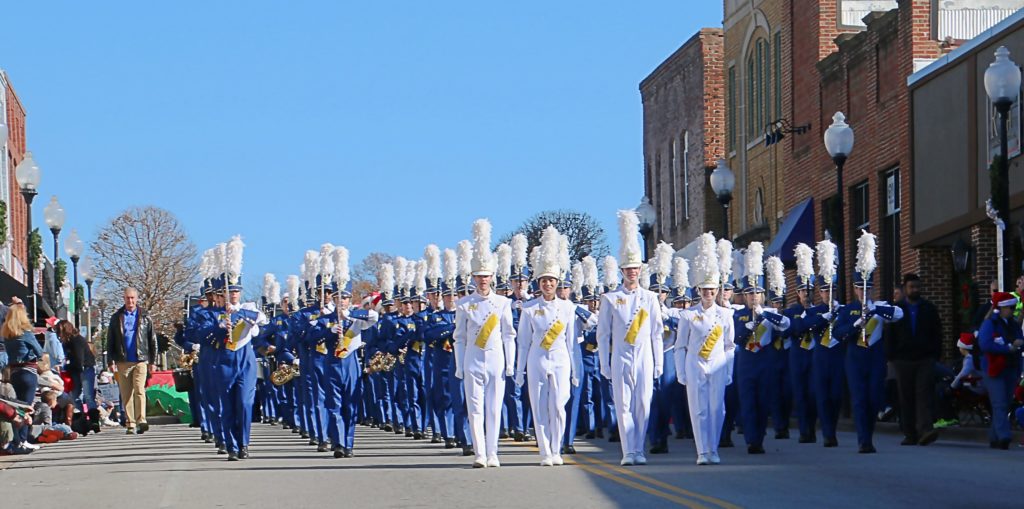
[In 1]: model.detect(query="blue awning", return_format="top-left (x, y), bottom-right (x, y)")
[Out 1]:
top-left (766, 197), bottom-right (814, 263)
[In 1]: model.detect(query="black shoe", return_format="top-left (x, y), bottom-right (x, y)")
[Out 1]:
top-left (444, 439), bottom-right (456, 449)
top-left (138, 422), bottom-right (150, 434)
top-left (343, 448), bottom-right (354, 458)
top-left (239, 447), bottom-right (249, 459)
top-left (719, 436), bottom-right (734, 448)
top-left (201, 432), bottom-right (211, 442)
top-left (308, 438), bottom-right (318, 446)
top-left (405, 430), bottom-right (414, 438)
top-left (649, 442), bottom-right (668, 454)
top-left (990, 440), bottom-right (1000, 449)
top-left (334, 447), bottom-right (345, 458)
top-left (126, 428), bottom-right (136, 435)
top-left (774, 430), bottom-right (789, 439)
top-left (382, 424), bottom-right (394, 432)
top-left (585, 432), bottom-right (596, 440)
top-left (413, 432), bottom-right (424, 440)
top-left (189, 422), bottom-right (200, 428)
top-left (292, 428), bottom-right (300, 434)
top-left (918, 430), bottom-right (939, 446)
top-left (999, 439), bottom-right (1011, 450)
top-left (609, 431), bottom-right (621, 443)
top-left (564, 445), bottom-right (577, 455)
top-left (798, 434), bottom-right (816, 444)
top-left (431, 436), bottom-right (442, 444)
top-left (858, 443), bottom-right (876, 454)
top-left (499, 429), bottom-right (510, 439)
top-left (282, 423), bottom-right (292, 430)
top-left (747, 444), bottom-right (766, 454)
top-left (513, 431), bottom-right (525, 442)
top-left (462, 446), bottom-right (474, 457)
top-left (575, 429), bottom-right (586, 437)
top-left (300, 432), bottom-right (310, 439)
top-left (217, 443), bottom-right (227, 454)
top-left (596, 429), bottom-right (605, 439)
top-left (523, 433), bottom-right (535, 442)
top-left (675, 431), bottom-right (686, 440)
top-left (824, 437), bottom-right (838, 448)
top-left (228, 451), bottom-right (239, 461)
top-left (900, 436), bottom-right (918, 446)
top-left (317, 442), bottom-right (329, 452)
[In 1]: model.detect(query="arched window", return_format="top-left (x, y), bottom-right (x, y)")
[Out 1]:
top-left (746, 36), bottom-right (771, 140)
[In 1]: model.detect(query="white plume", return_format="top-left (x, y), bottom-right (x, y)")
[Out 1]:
top-left (415, 259), bottom-right (427, 295)
top-left (226, 235), bottom-right (244, 281)
top-left (538, 226), bottom-right (561, 278)
top-left (331, 246), bottom-right (350, 289)
top-left (270, 280), bottom-right (281, 305)
top-left (654, 241), bottom-right (674, 285)
top-left (199, 250), bottom-right (214, 280)
top-left (582, 256), bottom-right (599, 293)
top-left (558, 233), bottom-right (571, 278)
top-left (394, 257), bottom-right (409, 291)
top-left (443, 249), bottom-right (458, 285)
top-left (263, 273), bottom-right (276, 301)
top-left (378, 263), bottom-right (395, 295)
top-left (672, 257), bottom-right (690, 289)
top-left (794, 243), bottom-right (815, 283)
top-left (496, 243), bottom-right (512, 281)
top-left (717, 239), bottom-right (733, 282)
top-left (303, 250), bottom-right (319, 285)
top-left (639, 263), bottom-right (651, 289)
top-left (511, 234), bottom-right (528, 271)
top-left (319, 243), bottom-right (335, 279)
top-left (286, 275), bottom-right (300, 306)
top-left (855, 230), bottom-right (877, 276)
top-left (214, 243), bottom-right (227, 277)
top-left (425, 244), bottom-right (441, 284)
top-left (457, 241), bottom-right (473, 279)
top-left (816, 239), bottom-right (837, 283)
top-left (471, 218), bottom-right (494, 272)
top-left (571, 261), bottom-right (583, 297)
top-left (694, 233), bottom-right (720, 287)
top-left (744, 241), bottom-right (764, 278)
top-left (617, 209), bottom-right (641, 264)
top-left (766, 256), bottom-right (785, 297)
top-left (602, 255), bottom-right (620, 289)
top-left (529, 246), bottom-right (541, 275)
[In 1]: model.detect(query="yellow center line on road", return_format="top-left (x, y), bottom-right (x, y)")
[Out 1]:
top-left (572, 453), bottom-right (742, 509)
top-left (503, 441), bottom-right (716, 509)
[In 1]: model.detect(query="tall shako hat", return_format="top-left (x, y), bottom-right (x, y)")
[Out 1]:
top-left (671, 256), bottom-right (690, 304)
top-left (442, 248), bottom-right (458, 297)
top-left (650, 241), bottom-right (674, 292)
top-left (394, 257), bottom-right (410, 302)
top-left (285, 275), bottom-right (300, 311)
top-left (411, 259), bottom-right (428, 303)
top-left (378, 263), bottom-right (396, 307)
top-left (456, 240), bottom-right (473, 293)
top-left (557, 233), bottom-right (572, 289)
top-left (535, 225), bottom-right (562, 280)
top-left (816, 239), bottom-right (838, 288)
top-left (581, 255), bottom-right (600, 301)
top-left (331, 246), bottom-right (351, 298)
top-left (425, 244), bottom-right (442, 294)
top-left (693, 233), bottom-right (721, 289)
top-left (470, 219), bottom-right (496, 277)
top-left (617, 209), bottom-right (643, 269)
top-left (318, 243), bottom-right (335, 290)
top-left (602, 255), bottom-right (620, 292)
top-left (717, 239), bottom-right (734, 291)
top-left (741, 241), bottom-right (765, 294)
top-left (510, 234), bottom-right (530, 282)
top-left (495, 243), bottom-right (512, 291)
top-left (854, 229), bottom-right (877, 289)
top-left (765, 255), bottom-right (785, 302)
top-left (794, 242), bottom-right (815, 290)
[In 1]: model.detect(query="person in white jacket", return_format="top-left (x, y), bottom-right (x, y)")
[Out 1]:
top-left (597, 210), bottom-right (663, 466)
top-left (515, 226), bottom-right (578, 466)
top-left (675, 232), bottom-right (735, 466)
top-left (454, 219), bottom-right (516, 468)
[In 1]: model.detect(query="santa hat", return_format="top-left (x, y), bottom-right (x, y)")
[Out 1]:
top-left (956, 333), bottom-right (974, 350)
top-left (993, 291), bottom-right (1018, 309)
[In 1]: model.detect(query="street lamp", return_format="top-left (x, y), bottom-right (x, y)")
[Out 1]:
top-left (635, 195), bottom-right (656, 260)
top-left (65, 228), bottom-right (83, 328)
top-left (709, 159), bottom-right (736, 238)
top-left (15, 151), bottom-right (41, 319)
top-left (81, 256), bottom-right (94, 339)
top-left (824, 112), bottom-right (855, 301)
top-left (984, 46), bottom-right (1021, 292)
top-left (43, 195), bottom-right (65, 308)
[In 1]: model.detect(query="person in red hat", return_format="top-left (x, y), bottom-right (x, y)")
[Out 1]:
top-left (977, 291), bottom-right (1024, 449)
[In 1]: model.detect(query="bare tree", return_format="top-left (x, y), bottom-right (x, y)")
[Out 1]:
top-left (353, 252), bottom-right (394, 293)
top-left (496, 209), bottom-right (610, 262)
top-left (90, 206), bottom-right (197, 338)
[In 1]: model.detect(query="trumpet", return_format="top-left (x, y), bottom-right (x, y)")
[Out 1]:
top-left (179, 351), bottom-right (199, 370)
top-left (271, 364), bottom-right (300, 386)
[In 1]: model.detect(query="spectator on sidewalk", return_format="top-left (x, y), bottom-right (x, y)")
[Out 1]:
top-left (58, 320), bottom-right (96, 409)
top-left (887, 273), bottom-right (941, 446)
top-left (43, 317), bottom-right (65, 374)
top-left (977, 291), bottom-right (1024, 450)
top-left (106, 287), bottom-right (158, 435)
top-left (2, 303), bottom-right (43, 452)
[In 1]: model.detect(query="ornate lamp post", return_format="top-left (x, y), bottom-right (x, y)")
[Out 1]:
top-left (14, 152), bottom-right (41, 319)
top-left (709, 159), bottom-right (736, 239)
top-left (984, 46), bottom-right (1021, 292)
top-left (43, 195), bottom-right (65, 309)
top-left (635, 196), bottom-right (656, 260)
top-left (65, 229), bottom-right (84, 328)
top-left (824, 112), bottom-right (855, 301)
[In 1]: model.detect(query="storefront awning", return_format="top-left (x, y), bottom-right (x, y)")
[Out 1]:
top-left (766, 197), bottom-right (815, 263)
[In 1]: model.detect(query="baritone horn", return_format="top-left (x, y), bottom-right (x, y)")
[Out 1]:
top-left (271, 364), bottom-right (300, 386)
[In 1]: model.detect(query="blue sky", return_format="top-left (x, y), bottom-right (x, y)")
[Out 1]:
top-left (3, 1), bottom-right (720, 288)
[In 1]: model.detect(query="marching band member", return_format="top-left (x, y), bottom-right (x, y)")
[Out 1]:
top-left (424, 248), bottom-right (460, 449)
top-left (504, 234), bottom-right (530, 442)
top-left (516, 226), bottom-right (578, 466)
top-left (675, 232), bottom-right (735, 465)
top-left (597, 210), bottom-right (663, 466)
top-left (647, 242), bottom-right (683, 455)
top-left (578, 256), bottom-right (603, 440)
top-left (809, 239), bottom-right (843, 448)
top-left (765, 256), bottom-right (792, 440)
top-left (786, 244), bottom-right (819, 443)
top-left (454, 219), bottom-right (516, 468)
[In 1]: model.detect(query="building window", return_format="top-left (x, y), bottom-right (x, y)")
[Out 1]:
top-left (756, 40), bottom-right (764, 137)
top-left (728, 66), bottom-right (736, 151)
top-left (747, 56), bottom-right (755, 139)
top-left (882, 168), bottom-right (901, 300)
top-left (682, 131), bottom-right (690, 221)
top-left (754, 188), bottom-right (765, 226)
top-left (747, 37), bottom-right (771, 141)
top-left (823, 194), bottom-right (841, 241)
top-left (670, 139), bottom-right (678, 230)
top-left (851, 181), bottom-right (869, 232)
top-left (773, 32), bottom-right (782, 120)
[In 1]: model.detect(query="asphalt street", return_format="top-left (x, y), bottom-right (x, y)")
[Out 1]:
top-left (2, 421), bottom-right (1019, 509)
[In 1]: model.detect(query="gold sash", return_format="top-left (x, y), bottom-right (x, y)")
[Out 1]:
top-left (224, 315), bottom-right (250, 351)
top-left (858, 315), bottom-right (880, 348)
top-left (819, 325), bottom-right (833, 347)
top-left (335, 327), bottom-right (358, 358)
top-left (475, 314), bottom-right (499, 349)
top-left (624, 308), bottom-right (649, 346)
top-left (541, 320), bottom-right (566, 351)
top-left (316, 342), bottom-right (328, 355)
top-left (698, 325), bottom-right (723, 360)
top-left (800, 333), bottom-right (813, 350)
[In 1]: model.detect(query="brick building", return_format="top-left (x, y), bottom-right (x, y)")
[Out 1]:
top-left (640, 29), bottom-right (726, 256)
top-left (1, 70), bottom-right (30, 297)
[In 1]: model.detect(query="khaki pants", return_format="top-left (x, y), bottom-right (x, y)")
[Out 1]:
top-left (116, 361), bottom-right (149, 429)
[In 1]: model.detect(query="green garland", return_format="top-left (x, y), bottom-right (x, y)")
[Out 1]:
top-left (55, 259), bottom-right (67, 289)
top-left (74, 284), bottom-right (85, 313)
top-left (0, 201), bottom-right (7, 245)
top-left (28, 228), bottom-right (41, 269)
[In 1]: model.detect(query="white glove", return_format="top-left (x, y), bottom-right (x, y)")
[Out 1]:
top-left (821, 311), bottom-right (833, 321)
top-left (799, 311), bottom-right (807, 319)
top-left (754, 305), bottom-right (763, 316)
top-left (219, 318), bottom-right (232, 329)
top-left (292, 358), bottom-right (300, 366)
top-left (505, 367), bottom-right (514, 378)
top-left (339, 308), bottom-right (350, 321)
top-left (331, 325), bottom-right (345, 334)
top-left (854, 317), bottom-right (866, 328)
top-left (190, 344), bottom-right (200, 352)
top-left (745, 321), bottom-right (756, 331)
top-left (725, 376), bottom-right (733, 386)
top-left (866, 301), bottom-right (876, 312)
top-left (571, 377), bottom-right (580, 388)
top-left (455, 369), bottom-right (464, 380)
top-left (515, 373), bottom-right (525, 387)
top-left (308, 319), bottom-right (318, 327)
top-left (654, 368), bottom-right (663, 379)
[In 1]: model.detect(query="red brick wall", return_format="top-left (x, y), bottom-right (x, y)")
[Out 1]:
top-left (5, 80), bottom-right (28, 285)
top-left (702, 29), bottom-right (726, 169)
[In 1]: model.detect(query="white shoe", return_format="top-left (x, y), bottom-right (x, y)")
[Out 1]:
top-left (696, 454), bottom-right (710, 466)
top-left (487, 456), bottom-right (501, 468)
top-left (22, 443), bottom-right (40, 450)
top-left (708, 452), bottom-right (721, 464)
top-left (473, 457), bottom-right (487, 468)
top-left (552, 455), bottom-right (564, 466)
top-left (620, 454), bottom-right (635, 466)
top-left (540, 457), bottom-right (554, 467)
top-left (634, 453), bottom-right (647, 465)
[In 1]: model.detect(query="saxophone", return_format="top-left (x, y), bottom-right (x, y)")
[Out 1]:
top-left (271, 364), bottom-right (300, 386)
top-left (179, 351), bottom-right (199, 370)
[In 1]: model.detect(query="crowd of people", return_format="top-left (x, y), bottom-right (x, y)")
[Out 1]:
top-left (172, 212), bottom-right (1023, 468)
